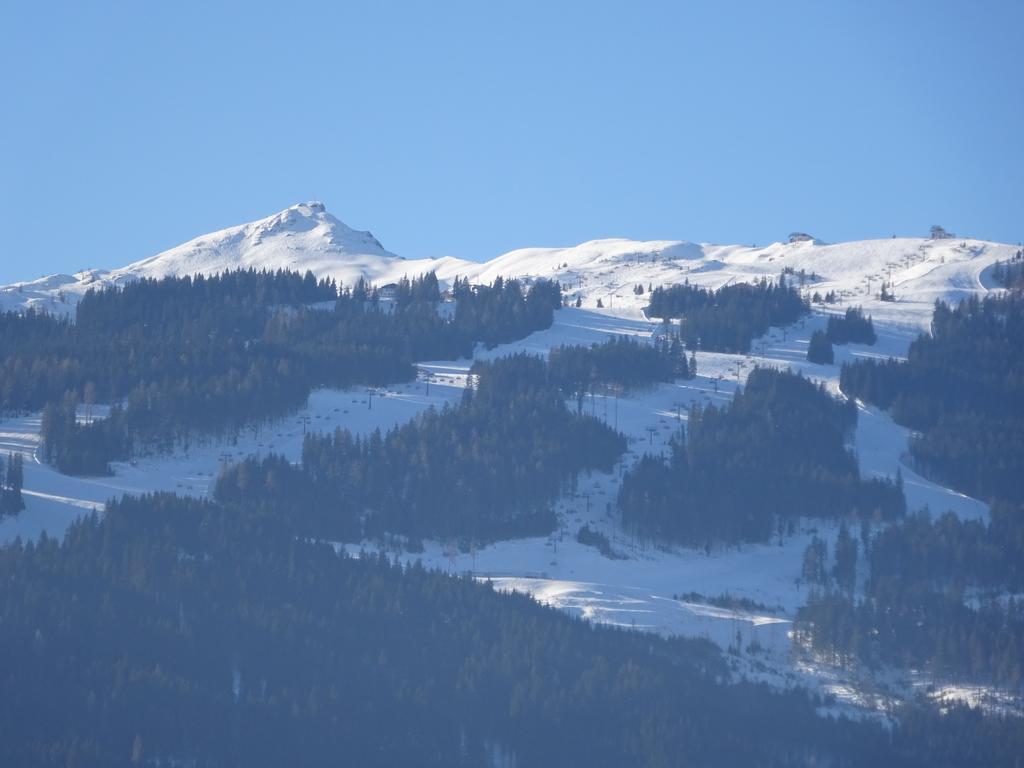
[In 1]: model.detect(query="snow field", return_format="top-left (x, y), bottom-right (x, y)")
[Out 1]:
top-left (0, 199), bottom-right (1014, 714)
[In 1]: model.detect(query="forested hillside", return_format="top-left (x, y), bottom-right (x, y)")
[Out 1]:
top-left (216, 353), bottom-right (626, 543)
top-left (800, 294), bottom-right (1024, 691)
top-left (0, 253), bottom-right (1019, 760)
top-left (840, 293), bottom-right (1024, 504)
top-left (548, 334), bottom-right (695, 409)
top-left (3, 492), bottom-right (1023, 767)
top-left (0, 269), bottom-right (562, 474)
top-left (797, 502), bottom-right (1024, 689)
top-left (645, 277), bottom-right (807, 352)
top-left (618, 368), bottom-right (904, 544)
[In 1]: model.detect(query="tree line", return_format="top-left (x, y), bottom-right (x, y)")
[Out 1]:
top-left (992, 250), bottom-right (1024, 290)
top-left (548, 334), bottom-right (694, 411)
top-left (645, 276), bottom-right (808, 353)
top-left (840, 293), bottom-right (1024, 504)
top-left (2, 490), bottom-right (1022, 766)
top-left (0, 269), bottom-right (563, 475)
top-left (797, 504), bottom-right (1024, 689)
top-left (798, 292), bottom-right (1024, 694)
top-left (807, 307), bottom-right (877, 365)
top-left (0, 452), bottom-right (24, 516)
top-left (618, 368), bottom-right (904, 545)
top-left (827, 306), bottom-right (876, 345)
top-left (215, 353), bottom-right (626, 544)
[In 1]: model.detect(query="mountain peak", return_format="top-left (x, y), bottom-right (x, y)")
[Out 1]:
top-left (108, 202), bottom-right (401, 287)
top-left (1, 203), bottom-right (1016, 329)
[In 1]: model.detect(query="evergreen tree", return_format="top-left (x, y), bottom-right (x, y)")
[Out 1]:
top-left (801, 536), bottom-right (828, 585)
top-left (806, 330), bottom-right (834, 364)
top-left (646, 279), bottom-right (807, 353)
top-left (0, 452), bottom-right (24, 515)
top-left (833, 522), bottom-right (858, 593)
top-left (618, 368), bottom-right (903, 545)
top-left (840, 294), bottom-right (1024, 504)
top-left (3, 269), bottom-right (563, 476)
top-left (826, 307), bottom-right (876, 345)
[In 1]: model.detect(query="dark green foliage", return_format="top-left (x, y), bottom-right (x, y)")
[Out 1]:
top-left (797, 503), bottom-right (1024, 688)
top-left (798, 589), bottom-right (1024, 689)
top-left (575, 524), bottom-right (621, 559)
top-left (2, 493), bottom-right (1021, 766)
top-left (802, 291), bottom-right (1024, 692)
top-left (868, 504), bottom-right (1024, 592)
top-left (6, 269), bottom-right (561, 475)
top-left (216, 353), bottom-right (626, 543)
top-left (806, 329), bottom-right (834, 364)
top-left (801, 536), bottom-right (829, 585)
top-left (798, 587), bottom-right (1024, 690)
top-left (391, 270), bottom-right (442, 307)
top-left (992, 250), bottom-right (1024, 290)
top-left (619, 368), bottom-right (904, 544)
top-left (451, 275), bottom-right (562, 348)
top-left (0, 452), bottom-right (24, 516)
top-left (548, 335), bottom-right (693, 404)
top-left (645, 277), bottom-right (808, 353)
top-left (40, 393), bottom-right (131, 475)
top-left (840, 294), bottom-right (1024, 504)
top-left (832, 522), bottom-right (858, 593)
top-left (826, 307), bottom-right (876, 345)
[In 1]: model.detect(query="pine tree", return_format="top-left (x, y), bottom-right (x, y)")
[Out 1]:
top-left (833, 523), bottom-right (858, 593)
top-left (7, 453), bottom-right (23, 495)
top-left (806, 330), bottom-right (834, 364)
top-left (801, 536), bottom-right (828, 584)
top-left (0, 452), bottom-right (24, 515)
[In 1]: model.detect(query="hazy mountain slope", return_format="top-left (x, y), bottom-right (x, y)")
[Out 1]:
top-left (114, 201), bottom-right (403, 281)
top-left (1, 202), bottom-right (1015, 330)
top-left (0, 201), bottom-right (1016, 718)
top-left (0, 202), bottom-right (476, 316)
top-left (473, 234), bottom-right (1014, 328)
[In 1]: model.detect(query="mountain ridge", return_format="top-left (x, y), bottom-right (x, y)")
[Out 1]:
top-left (1, 201), bottom-right (1014, 328)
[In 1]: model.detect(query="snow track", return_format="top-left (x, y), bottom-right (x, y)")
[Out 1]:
top-left (0, 201), bottom-right (1016, 715)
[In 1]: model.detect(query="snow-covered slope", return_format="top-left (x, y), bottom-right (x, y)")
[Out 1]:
top-left (0, 202), bottom-right (1016, 716)
top-left (0, 202), bottom-right (475, 316)
top-left (118, 201), bottom-right (403, 282)
top-left (1, 202), bottom-right (1016, 331)
top-left (469, 235), bottom-right (1015, 329)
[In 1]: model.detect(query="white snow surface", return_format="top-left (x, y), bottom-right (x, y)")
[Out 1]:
top-left (0, 306), bottom-right (1008, 716)
top-left (0, 202), bottom-right (473, 316)
top-left (0, 201), bottom-right (1017, 716)
top-left (1, 201), bottom-right (1016, 329)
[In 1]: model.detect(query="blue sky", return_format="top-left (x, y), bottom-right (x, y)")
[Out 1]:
top-left (2, 1), bottom-right (1022, 282)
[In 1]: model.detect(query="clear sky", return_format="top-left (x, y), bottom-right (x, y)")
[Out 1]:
top-left (2, 1), bottom-right (1022, 283)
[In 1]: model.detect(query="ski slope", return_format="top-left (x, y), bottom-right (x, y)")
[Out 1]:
top-left (1, 202), bottom-right (1015, 332)
top-left (0, 303), bottom-right (1003, 715)
top-left (0, 200), bottom-right (1014, 715)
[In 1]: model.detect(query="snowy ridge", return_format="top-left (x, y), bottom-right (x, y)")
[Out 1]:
top-left (467, 234), bottom-right (1015, 329)
top-left (0, 203), bottom-right (1019, 718)
top-left (118, 201), bottom-right (402, 282)
top-left (1, 202), bottom-right (1016, 330)
top-left (0, 202), bottom-right (475, 316)
top-left (0, 304), bottom-right (1005, 716)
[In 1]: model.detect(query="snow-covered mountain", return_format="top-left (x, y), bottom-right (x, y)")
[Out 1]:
top-left (1, 201), bottom-right (1015, 329)
top-left (478, 234), bottom-right (1016, 328)
top-left (119, 201), bottom-right (403, 282)
top-left (1, 201), bottom-right (1018, 718)
top-left (0, 202), bottom-right (474, 316)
